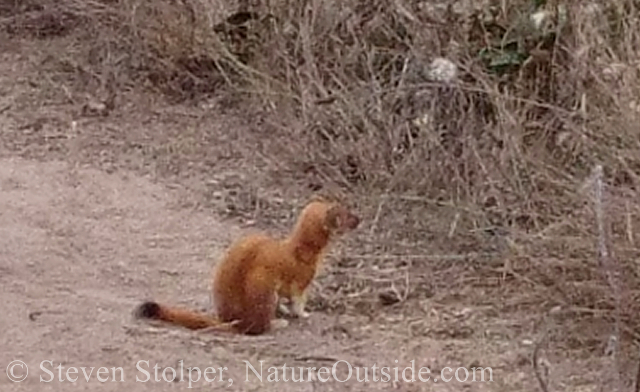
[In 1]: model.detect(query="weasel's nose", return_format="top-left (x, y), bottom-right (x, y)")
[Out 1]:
top-left (350, 215), bottom-right (361, 228)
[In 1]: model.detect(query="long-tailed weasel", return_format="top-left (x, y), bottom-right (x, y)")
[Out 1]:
top-left (135, 196), bottom-right (360, 335)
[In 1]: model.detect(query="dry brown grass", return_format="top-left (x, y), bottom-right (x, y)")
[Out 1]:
top-left (4, 0), bottom-right (640, 388)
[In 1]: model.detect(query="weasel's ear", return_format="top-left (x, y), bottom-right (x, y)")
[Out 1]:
top-left (309, 192), bottom-right (339, 204)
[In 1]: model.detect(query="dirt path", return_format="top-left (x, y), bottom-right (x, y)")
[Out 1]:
top-left (0, 156), bottom-right (490, 392)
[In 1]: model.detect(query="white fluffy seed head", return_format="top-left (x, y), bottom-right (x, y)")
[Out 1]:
top-left (530, 10), bottom-right (548, 30)
top-left (427, 57), bottom-right (458, 83)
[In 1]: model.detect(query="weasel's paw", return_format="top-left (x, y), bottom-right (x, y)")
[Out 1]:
top-left (295, 310), bottom-right (311, 319)
top-left (270, 318), bottom-right (290, 330)
top-left (277, 303), bottom-right (292, 315)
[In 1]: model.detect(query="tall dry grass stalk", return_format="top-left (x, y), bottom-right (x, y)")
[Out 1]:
top-left (590, 164), bottom-right (623, 390)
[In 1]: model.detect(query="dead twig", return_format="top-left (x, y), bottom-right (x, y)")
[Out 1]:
top-left (294, 356), bottom-right (339, 363)
top-left (635, 349), bottom-right (640, 392)
top-left (533, 315), bottom-right (551, 392)
top-left (348, 252), bottom-right (499, 260)
top-left (533, 339), bottom-right (550, 392)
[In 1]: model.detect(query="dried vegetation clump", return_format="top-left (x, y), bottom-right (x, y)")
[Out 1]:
top-left (4, 0), bottom-right (640, 385)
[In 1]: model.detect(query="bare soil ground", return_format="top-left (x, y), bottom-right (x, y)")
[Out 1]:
top-left (0, 35), bottom-right (620, 392)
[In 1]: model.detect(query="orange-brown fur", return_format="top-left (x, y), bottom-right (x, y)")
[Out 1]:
top-left (135, 197), bottom-right (360, 335)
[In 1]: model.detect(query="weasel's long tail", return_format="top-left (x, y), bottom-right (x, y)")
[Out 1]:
top-left (135, 301), bottom-right (229, 330)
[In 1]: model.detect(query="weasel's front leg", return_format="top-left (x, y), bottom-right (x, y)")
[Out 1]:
top-left (291, 291), bottom-right (310, 319)
top-left (277, 302), bottom-right (292, 316)
top-left (275, 294), bottom-right (295, 318)
top-left (276, 286), bottom-right (310, 318)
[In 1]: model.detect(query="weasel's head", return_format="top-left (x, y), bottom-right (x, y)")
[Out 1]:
top-left (326, 203), bottom-right (360, 235)
top-left (303, 195), bottom-right (360, 236)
